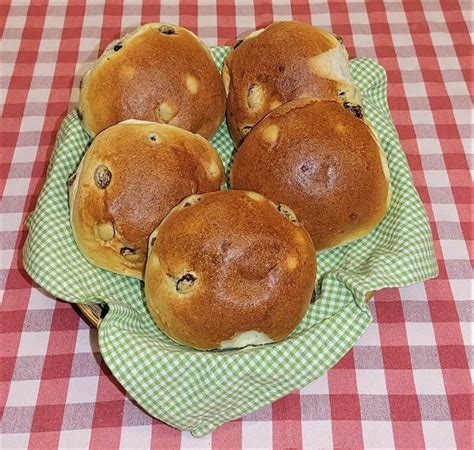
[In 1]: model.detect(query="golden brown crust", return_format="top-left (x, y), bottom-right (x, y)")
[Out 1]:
top-left (78, 23), bottom-right (226, 139)
top-left (224, 21), bottom-right (361, 146)
top-left (69, 120), bottom-right (224, 279)
top-left (230, 99), bottom-right (391, 251)
top-left (144, 190), bottom-right (317, 350)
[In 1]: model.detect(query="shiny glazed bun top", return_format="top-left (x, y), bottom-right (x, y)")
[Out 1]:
top-left (144, 190), bottom-right (317, 350)
top-left (223, 21), bottom-right (361, 145)
top-left (69, 120), bottom-right (224, 279)
top-left (230, 99), bottom-right (391, 251)
top-left (78, 23), bottom-right (226, 139)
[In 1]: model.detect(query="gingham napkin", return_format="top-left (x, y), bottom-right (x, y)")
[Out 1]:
top-left (23, 47), bottom-right (437, 437)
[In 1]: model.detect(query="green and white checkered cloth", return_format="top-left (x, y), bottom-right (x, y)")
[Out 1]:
top-left (23, 47), bottom-right (437, 437)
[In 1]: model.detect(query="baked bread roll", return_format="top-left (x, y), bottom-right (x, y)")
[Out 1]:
top-left (230, 99), bottom-right (391, 251)
top-left (223, 21), bottom-right (361, 146)
top-left (69, 120), bottom-right (224, 279)
top-left (78, 23), bottom-right (226, 139)
top-left (144, 190), bottom-right (317, 350)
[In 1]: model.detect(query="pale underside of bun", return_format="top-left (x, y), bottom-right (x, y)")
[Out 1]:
top-left (230, 98), bottom-right (391, 251)
top-left (144, 190), bottom-right (317, 350)
top-left (223, 21), bottom-right (362, 146)
top-left (78, 23), bottom-right (226, 139)
top-left (69, 120), bottom-right (224, 279)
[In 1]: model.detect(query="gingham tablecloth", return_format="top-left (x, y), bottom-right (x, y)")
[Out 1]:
top-left (1, 1), bottom-right (471, 449)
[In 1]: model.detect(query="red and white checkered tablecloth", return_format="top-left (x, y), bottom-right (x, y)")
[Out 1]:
top-left (1, 1), bottom-right (471, 448)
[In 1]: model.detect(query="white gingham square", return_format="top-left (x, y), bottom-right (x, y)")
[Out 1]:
top-left (302, 420), bottom-right (333, 448)
top-left (6, 380), bottom-right (40, 407)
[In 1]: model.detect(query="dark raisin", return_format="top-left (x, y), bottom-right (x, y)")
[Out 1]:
top-left (148, 132), bottom-right (158, 142)
top-left (113, 43), bottom-right (122, 51)
top-left (300, 164), bottom-right (310, 173)
top-left (343, 102), bottom-right (364, 119)
top-left (182, 195), bottom-right (200, 208)
top-left (240, 125), bottom-right (253, 136)
top-left (76, 109), bottom-right (83, 121)
top-left (120, 247), bottom-right (136, 256)
top-left (335, 34), bottom-right (344, 45)
top-left (159, 25), bottom-right (176, 35)
top-left (67, 173), bottom-right (76, 187)
top-left (79, 79), bottom-right (83, 89)
top-left (277, 65), bottom-right (285, 73)
top-left (233, 39), bottom-right (243, 49)
top-left (338, 89), bottom-right (345, 97)
top-left (176, 273), bottom-right (196, 294)
top-left (353, 106), bottom-right (364, 118)
top-left (94, 165), bottom-right (112, 189)
top-left (150, 237), bottom-right (156, 246)
top-left (277, 204), bottom-right (298, 223)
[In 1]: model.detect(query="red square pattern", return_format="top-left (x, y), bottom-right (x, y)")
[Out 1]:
top-left (272, 393), bottom-right (302, 421)
top-left (389, 395), bottom-right (422, 421)
top-left (31, 404), bottom-right (65, 432)
top-left (330, 394), bottom-right (361, 421)
top-left (437, 345), bottom-right (469, 369)
top-left (382, 346), bottom-right (413, 370)
top-left (92, 400), bottom-right (125, 428)
top-left (376, 301), bottom-right (406, 323)
top-left (448, 394), bottom-right (473, 420)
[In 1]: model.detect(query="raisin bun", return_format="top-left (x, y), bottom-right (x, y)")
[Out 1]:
top-left (78, 23), bottom-right (226, 139)
top-left (69, 120), bottom-right (224, 279)
top-left (223, 21), bottom-right (361, 146)
top-left (230, 99), bottom-right (391, 251)
top-left (144, 190), bottom-right (317, 350)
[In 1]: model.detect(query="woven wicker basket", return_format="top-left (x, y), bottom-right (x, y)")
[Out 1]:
top-left (77, 292), bottom-right (374, 329)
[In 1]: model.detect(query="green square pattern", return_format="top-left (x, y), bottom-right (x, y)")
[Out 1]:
top-left (23, 47), bottom-right (438, 436)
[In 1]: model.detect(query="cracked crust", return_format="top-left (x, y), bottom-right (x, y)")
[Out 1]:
top-left (230, 99), bottom-right (391, 251)
top-left (223, 21), bottom-right (362, 146)
top-left (144, 190), bottom-right (317, 350)
top-left (78, 23), bottom-right (226, 139)
top-left (69, 120), bottom-right (224, 279)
